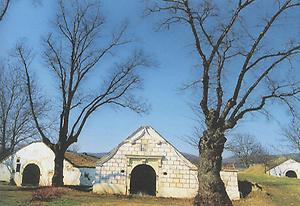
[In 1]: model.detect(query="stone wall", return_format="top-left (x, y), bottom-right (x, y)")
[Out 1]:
top-left (93, 126), bottom-right (240, 200)
top-left (220, 170), bottom-right (240, 200)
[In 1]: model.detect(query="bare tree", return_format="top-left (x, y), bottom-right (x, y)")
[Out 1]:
top-left (0, 63), bottom-right (40, 161)
top-left (257, 146), bottom-right (272, 174)
top-left (0, 0), bottom-right (10, 22)
top-left (226, 134), bottom-right (267, 168)
top-left (0, 0), bottom-right (46, 161)
top-left (147, 0), bottom-right (300, 205)
top-left (68, 143), bottom-right (80, 153)
top-left (282, 120), bottom-right (300, 153)
top-left (0, 0), bottom-right (42, 22)
top-left (16, 0), bottom-right (150, 187)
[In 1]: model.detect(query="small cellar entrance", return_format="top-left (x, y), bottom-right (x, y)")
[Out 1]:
top-left (22, 164), bottom-right (40, 186)
top-left (286, 170), bottom-right (297, 178)
top-left (130, 164), bottom-right (156, 196)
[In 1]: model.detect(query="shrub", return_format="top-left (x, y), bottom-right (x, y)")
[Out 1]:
top-left (32, 187), bottom-right (65, 201)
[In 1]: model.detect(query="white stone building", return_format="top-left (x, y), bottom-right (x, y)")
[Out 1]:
top-left (93, 126), bottom-right (240, 200)
top-left (267, 159), bottom-right (300, 178)
top-left (0, 142), bottom-right (97, 186)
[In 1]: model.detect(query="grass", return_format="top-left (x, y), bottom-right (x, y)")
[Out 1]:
top-left (1, 166), bottom-right (300, 206)
top-left (233, 164), bottom-right (300, 206)
top-left (0, 182), bottom-right (192, 206)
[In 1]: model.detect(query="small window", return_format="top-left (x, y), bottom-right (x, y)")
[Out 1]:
top-left (16, 158), bottom-right (21, 173)
top-left (121, 170), bottom-right (125, 173)
top-left (163, 172), bottom-right (167, 175)
top-left (141, 144), bottom-right (145, 151)
top-left (16, 163), bottom-right (21, 173)
top-left (84, 172), bottom-right (90, 180)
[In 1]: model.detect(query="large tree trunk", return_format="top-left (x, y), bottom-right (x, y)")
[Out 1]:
top-left (52, 149), bottom-right (65, 187)
top-left (194, 128), bottom-right (232, 206)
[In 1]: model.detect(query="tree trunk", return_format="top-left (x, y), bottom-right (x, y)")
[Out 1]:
top-left (52, 149), bottom-right (65, 187)
top-left (0, 144), bottom-right (5, 157)
top-left (0, 123), bottom-right (7, 160)
top-left (0, 146), bottom-right (8, 162)
top-left (194, 129), bottom-right (232, 206)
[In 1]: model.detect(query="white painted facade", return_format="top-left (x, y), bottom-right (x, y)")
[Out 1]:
top-left (267, 159), bottom-right (300, 178)
top-left (93, 126), bottom-right (240, 200)
top-left (0, 142), bottom-right (95, 186)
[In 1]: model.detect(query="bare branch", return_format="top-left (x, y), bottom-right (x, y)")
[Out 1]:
top-left (282, 120), bottom-right (300, 153)
top-left (0, 56), bottom-right (45, 160)
top-left (222, 0), bottom-right (299, 118)
top-left (68, 50), bottom-right (150, 143)
top-left (0, 0), bottom-right (10, 22)
top-left (15, 43), bottom-right (54, 150)
top-left (230, 86), bottom-right (300, 127)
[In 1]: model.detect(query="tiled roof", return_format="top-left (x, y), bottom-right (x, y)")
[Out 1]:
top-left (64, 152), bottom-right (99, 168)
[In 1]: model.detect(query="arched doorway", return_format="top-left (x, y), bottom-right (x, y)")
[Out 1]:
top-left (130, 164), bottom-right (156, 196)
top-left (286, 170), bottom-right (297, 178)
top-left (22, 164), bottom-right (40, 186)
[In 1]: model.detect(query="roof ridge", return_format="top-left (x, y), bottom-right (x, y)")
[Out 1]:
top-left (96, 126), bottom-right (197, 170)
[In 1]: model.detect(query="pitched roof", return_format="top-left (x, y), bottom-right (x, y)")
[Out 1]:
top-left (181, 152), bottom-right (198, 165)
top-left (97, 126), bottom-right (197, 169)
top-left (0, 141), bottom-right (99, 168)
top-left (267, 158), bottom-right (300, 171)
top-left (97, 126), bottom-right (148, 165)
top-left (64, 151), bottom-right (99, 168)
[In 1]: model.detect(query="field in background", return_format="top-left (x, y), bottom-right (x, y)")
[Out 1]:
top-left (234, 164), bottom-right (300, 206)
top-left (1, 165), bottom-right (300, 206)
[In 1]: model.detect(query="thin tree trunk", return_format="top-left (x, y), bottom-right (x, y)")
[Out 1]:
top-left (52, 150), bottom-right (65, 187)
top-left (0, 142), bottom-right (5, 155)
top-left (0, 121), bottom-right (6, 159)
top-left (0, 145), bottom-right (6, 161)
top-left (194, 129), bottom-right (232, 206)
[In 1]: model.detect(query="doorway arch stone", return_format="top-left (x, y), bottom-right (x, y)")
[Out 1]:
top-left (22, 163), bottom-right (40, 186)
top-left (285, 170), bottom-right (297, 178)
top-left (130, 164), bottom-right (156, 196)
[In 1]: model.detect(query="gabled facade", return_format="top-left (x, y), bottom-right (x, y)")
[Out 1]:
top-left (267, 159), bottom-right (300, 178)
top-left (0, 142), bottom-right (97, 186)
top-left (93, 126), bottom-right (240, 200)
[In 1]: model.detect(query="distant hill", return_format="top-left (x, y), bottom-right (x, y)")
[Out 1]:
top-left (80, 151), bottom-right (300, 170)
top-left (181, 152), bottom-right (198, 165)
top-left (80, 152), bottom-right (199, 165)
top-left (81, 152), bottom-right (108, 159)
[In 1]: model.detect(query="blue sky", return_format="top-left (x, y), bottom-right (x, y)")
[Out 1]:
top-left (0, 0), bottom-right (297, 156)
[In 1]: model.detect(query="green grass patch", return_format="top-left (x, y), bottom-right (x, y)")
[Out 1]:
top-left (0, 182), bottom-right (192, 206)
top-left (2, 166), bottom-right (300, 206)
top-left (233, 164), bottom-right (300, 206)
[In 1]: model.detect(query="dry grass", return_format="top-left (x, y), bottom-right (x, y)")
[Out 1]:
top-left (233, 164), bottom-right (300, 206)
top-left (1, 165), bottom-right (300, 206)
top-left (32, 187), bottom-right (70, 201)
top-left (233, 191), bottom-right (274, 206)
top-left (0, 182), bottom-right (192, 206)
top-left (240, 164), bottom-right (266, 175)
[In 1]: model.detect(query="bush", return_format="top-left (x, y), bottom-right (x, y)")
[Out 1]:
top-left (32, 187), bottom-right (65, 201)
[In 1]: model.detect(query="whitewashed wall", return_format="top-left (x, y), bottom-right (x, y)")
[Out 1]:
top-left (93, 126), bottom-right (240, 200)
top-left (0, 142), bottom-right (95, 186)
top-left (268, 159), bottom-right (300, 178)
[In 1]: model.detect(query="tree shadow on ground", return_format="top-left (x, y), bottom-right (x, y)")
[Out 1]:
top-left (66, 185), bottom-right (92, 192)
top-left (238, 180), bottom-right (263, 198)
top-left (238, 180), bottom-right (252, 198)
